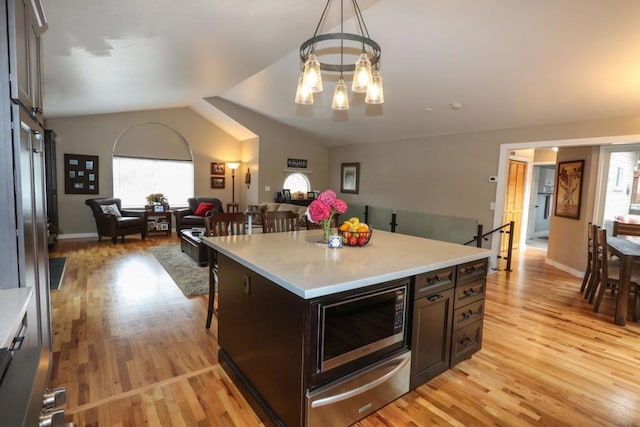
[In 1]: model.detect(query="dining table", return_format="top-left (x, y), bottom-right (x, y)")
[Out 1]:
top-left (606, 236), bottom-right (640, 325)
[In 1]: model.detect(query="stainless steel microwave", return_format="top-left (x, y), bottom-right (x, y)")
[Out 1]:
top-left (313, 280), bottom-right (409, 375)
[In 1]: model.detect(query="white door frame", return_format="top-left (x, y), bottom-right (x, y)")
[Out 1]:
top-left (490, 133), bottom-right (640, 270)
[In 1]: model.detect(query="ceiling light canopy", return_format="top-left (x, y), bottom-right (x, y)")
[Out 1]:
top-left (295, 0), bottom-right (384, 110)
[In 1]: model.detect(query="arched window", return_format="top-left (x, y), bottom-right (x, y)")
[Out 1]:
top-left (283, 172), bottom-right (311, 197)
top-left (113, 123), bottom-right (194, 208)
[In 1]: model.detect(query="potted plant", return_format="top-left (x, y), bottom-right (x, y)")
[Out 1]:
top-left (146, 193), bottom-right (169, 211)
top-left (47, 220), bottom-right (62, 248)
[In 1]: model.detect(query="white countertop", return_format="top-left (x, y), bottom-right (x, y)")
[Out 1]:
top-left (202, 229), bottom-right (490, 299)
top-left (0, 287), bottom-right (32, 348)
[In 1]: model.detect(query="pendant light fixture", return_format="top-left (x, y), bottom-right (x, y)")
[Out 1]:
top-left (295, 0), bottom-right (383, 110)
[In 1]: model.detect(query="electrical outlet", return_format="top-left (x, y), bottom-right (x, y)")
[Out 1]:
top-left (265, 185), bottom-right (270, 191)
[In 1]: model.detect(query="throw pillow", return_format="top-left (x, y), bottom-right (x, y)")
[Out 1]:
top-left (194, 202), bottom-right (214, 217)
top-left (100, 203), bottom-right (122, 217)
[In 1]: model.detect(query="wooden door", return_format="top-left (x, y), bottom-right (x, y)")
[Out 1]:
top-left (503, 160), bottom-right (526, 251)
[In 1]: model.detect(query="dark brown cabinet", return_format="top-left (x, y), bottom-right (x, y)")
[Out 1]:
top-left (410, 259), bottom-right (488, 389)
top-left (450, 259), bottom-right (488, 367)
top-left (410, 285), bottom-right (453, 389)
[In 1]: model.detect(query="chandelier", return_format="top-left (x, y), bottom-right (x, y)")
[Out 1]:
top-left (294, 0), bottom-right (384, 110)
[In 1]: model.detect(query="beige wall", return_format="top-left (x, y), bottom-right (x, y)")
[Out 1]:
top-left (46, 107), bottom-right (241, 235)
top-left (547, 146), bottom-right (600, 273)
top-left (206, 97), bottom-right (330, 202)
top-left (329, 114), bottom-right (640, 273)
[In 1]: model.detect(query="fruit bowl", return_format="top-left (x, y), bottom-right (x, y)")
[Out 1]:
top-left (340, 229), bottom-right (373, 247)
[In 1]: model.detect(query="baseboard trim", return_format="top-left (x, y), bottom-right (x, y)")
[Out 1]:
top-left (57, 233), bottom-right (98, 240)
top-left (545, 258), bottom-right (583, 278)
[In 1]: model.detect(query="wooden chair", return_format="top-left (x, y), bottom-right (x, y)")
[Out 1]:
top-left (262, 211), bottom-right (299, 233)
top-left (581, 223), bottom-right (598, 297)
top-left (205, 212), bottom-right (249, 237)
top-left (204, 212), bottom-right (250, 329)
top-left (593, 228), bottom-right (640, 320)
top-left (613, 220), bottom-right (640, 238)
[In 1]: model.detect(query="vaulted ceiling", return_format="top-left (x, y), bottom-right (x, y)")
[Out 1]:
top-left (42, 0), bottom-right (640, 146)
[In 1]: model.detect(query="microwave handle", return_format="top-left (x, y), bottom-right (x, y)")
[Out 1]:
top-left (310, 354), bottom-right (410, 408)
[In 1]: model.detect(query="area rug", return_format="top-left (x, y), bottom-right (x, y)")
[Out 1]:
top-left (49, 257), bottom-right (66, 291)
top-left (148, 244), bottom-right (209, 297)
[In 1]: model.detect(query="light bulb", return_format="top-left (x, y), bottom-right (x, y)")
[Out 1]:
top-left (302, 54), bottom-right (323, 93)
top-left (332, 79), bottom-right (349, 110)
top-left (294, 73), bottom-right (314, 105)
top-left (365, 71), bottom-right (384, 104)
top-left (351, 53), bottom-right (372, 93)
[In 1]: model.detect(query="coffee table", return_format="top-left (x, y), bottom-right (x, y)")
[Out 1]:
top-left (180, 229), bottom-right (207, 266)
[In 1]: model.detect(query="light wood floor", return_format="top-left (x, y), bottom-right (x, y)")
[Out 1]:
top-left (48, 237), bottom-right (640, 426)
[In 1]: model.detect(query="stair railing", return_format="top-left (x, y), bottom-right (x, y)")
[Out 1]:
top-left (463, 221), bottom-right (515, 272)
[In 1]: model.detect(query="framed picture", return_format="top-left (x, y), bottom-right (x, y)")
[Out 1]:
top-left (153, 204), bottom-right (165, 213)
top-left (64, 153), bottom-right (99, 194)
top-left (211, 162), bottom-right (225, 176)
top-left (282, 189), bottom-right (292, 199)
top-left (341, 162), bottom-right (360, 194)
top-left (307, 191), bottom-right (316, 200)
top-left (555, 160), bottom-right (584, 220)
top-left (211, 177), bottom-right (225, 189)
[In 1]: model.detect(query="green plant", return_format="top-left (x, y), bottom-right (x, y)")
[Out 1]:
top-left (146, 193), bottom-right (167, 204)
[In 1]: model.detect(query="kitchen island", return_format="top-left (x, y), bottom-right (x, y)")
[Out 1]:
top-left (203, 229), bottom-right (490, 427)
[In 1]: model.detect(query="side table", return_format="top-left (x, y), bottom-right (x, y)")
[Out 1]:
top-left (147, 211), bottom-right (172, 237)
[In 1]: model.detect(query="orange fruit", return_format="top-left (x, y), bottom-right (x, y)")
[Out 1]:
top-left (339, 223), bottom-right (351, 232)
top-left (357, 224), bottom-right (369, 232)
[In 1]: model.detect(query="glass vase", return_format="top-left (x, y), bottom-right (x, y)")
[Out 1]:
top-left (322, 221), bottom-right (332, 244)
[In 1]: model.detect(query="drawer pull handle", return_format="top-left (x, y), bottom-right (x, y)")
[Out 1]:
top-left (463, 288), bottom-right (479, 297)
top-left (462, 310), bottom-right (478, 319)
top-left (460, 337), bottom-right (473, 346)
top-left (428, 294), bottom-right (443, 302)
top-left (465, 267), bottom-right (476, 274)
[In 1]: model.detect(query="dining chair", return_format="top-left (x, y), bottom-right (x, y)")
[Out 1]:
top-left (580, 223), bottom-right (597, 296)
top-left (204, 212), bottom-right (251, 329)
top-left (593, 228), bottom-right (640, 319)
top-left (262, 210), bottom-right (299, 233)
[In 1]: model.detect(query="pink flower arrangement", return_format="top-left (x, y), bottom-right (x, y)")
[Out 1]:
top-left (307, 190), bottom-right (348, 241)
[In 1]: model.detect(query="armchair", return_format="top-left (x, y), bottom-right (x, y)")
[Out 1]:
top-left (173, 197), bottom-right (224, 234)
top-left (85, 198), bottom-right (148, 244)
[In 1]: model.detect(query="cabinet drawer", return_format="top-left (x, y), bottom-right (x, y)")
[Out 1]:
top-left (454, 279), bottom-right (486, 307)
top-left (414, 267), bottom-right (455, 299)
top-left (453, 299), bottom-right (484, 330)
top-left (457, 259), bottom-right (488, 285)
top-left (450, 319), bottom-right (483, 367)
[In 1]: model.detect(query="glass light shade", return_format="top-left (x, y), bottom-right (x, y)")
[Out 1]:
top-left (294, 74), bottom-right (314, 105)
top-left (227, 162), bottom-right (241, 170)
top-left (351, 53), bottom-right (372, 93)
top-left (332, 79), bottom-right (350, 110)
top-left (365, 71), bottom-right (384, 104)
top-left (302, 54), bottom-right (323, 93)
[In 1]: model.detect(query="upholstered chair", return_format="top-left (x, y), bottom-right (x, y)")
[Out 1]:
top-left (85, 198), bottom-right (148, 244)
top-left (173, 197), bottom-right (224, 234)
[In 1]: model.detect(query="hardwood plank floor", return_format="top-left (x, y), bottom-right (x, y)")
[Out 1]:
top-left (49, 238), bottom-right (640, 426)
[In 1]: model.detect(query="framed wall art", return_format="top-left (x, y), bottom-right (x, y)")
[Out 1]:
top-left (340, 162), bottom-right (360, 194)
top-left (555, 160), bottom-right (584, 220)
top-left (64, 153), bottom-right (99, 194)
top-left (211, 177), bottom-right (225, 189)
top-left (211, 162), bottom-right (225, 176)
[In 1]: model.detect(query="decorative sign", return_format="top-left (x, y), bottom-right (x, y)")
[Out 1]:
top-left (64, 154), bottom-right (99, 194)
top-left (287, 158), bottom-right (308, 168)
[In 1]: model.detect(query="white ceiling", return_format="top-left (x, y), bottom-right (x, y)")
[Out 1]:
top-left (42, 0), bottom-right (640, 146)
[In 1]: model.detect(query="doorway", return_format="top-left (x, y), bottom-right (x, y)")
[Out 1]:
top-left (525, 165), bottom-right (555, 251)
top-left (503, 159), bottom-right (526, 253)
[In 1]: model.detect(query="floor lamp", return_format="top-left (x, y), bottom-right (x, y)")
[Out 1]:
top-left (227, 162), bottom-right (240, 211)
